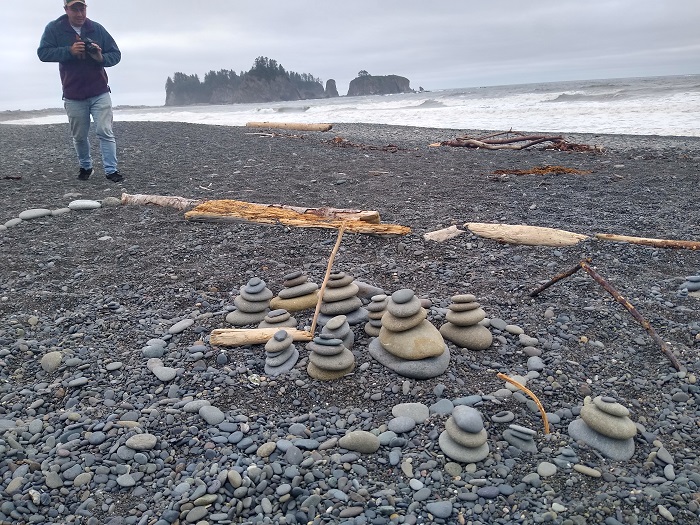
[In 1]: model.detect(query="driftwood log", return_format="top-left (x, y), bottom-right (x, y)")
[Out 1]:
top-left (246, 122), bottom-right (333, 132)
top-left (595, 233), bottom-right (700, 251)
top-left (530, 259), bottom-right (683, 371)
top-left (465, 222), bottom-right (590, 247)
top-left (431, 130), bottom-right (601, 152)
top-left (184, 199), bottom-right (410, 236)
top-left (210, 328), bottom-right (313, 347)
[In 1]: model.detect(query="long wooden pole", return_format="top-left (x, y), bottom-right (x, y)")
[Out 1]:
top-left (309, 223), bottom-right (347, 335)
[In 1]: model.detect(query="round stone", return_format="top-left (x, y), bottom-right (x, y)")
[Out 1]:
top-left (324, 315), bottom-right (348, 331)
top-left (592, 395), bottom-right (630, 417)
top-left (387, 416), bottom-right (416, 433)
top-left (338, 430), bottom-right (380, 454)
top-left (451, 405), bottom-right (484, 433)
top-left (125, 433), bottom-right (157, 450)
top-left (391, 288), bottom-right (415, 304)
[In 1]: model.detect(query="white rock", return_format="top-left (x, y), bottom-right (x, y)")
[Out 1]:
top-left (68, 199), bottom-right (101, 210)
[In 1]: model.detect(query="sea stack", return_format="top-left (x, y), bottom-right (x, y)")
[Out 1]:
top-left (568, 395), bottom-right (637, 461)
top-left (316, 271), bottom-right (367, 327)
top-left (269, 270), bottom-right (319, 312)
top-left (306, 333), bottom-right (355, 380)
top-left (225, 277), bottom-right (272, 326)
top-left (368, 289), bottom-right (449, 379)
top-left (439, 294), bottom-right (493, 350)
top-left (264, 329), bottom-right (299, 376)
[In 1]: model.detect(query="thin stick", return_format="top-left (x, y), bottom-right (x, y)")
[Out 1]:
top-left (529, 259), bottom-right (588, 297)
top-left (497, 373), bottom-right (550, 434)
top-left (309, 223), bottom-right (347, 335)
top-left (530, 259), bottom-right (683, 371)
top-left (578, 261), bottom-right (682, 371)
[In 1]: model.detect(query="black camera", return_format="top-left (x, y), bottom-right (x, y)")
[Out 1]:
top-left (81, 37), bottom-right (99, 53)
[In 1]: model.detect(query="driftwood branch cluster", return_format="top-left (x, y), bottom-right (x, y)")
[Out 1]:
top-left (433, 130), bottom-right (603, 152)
top-left (323, 137), bottom-right (404, 153)
top-left (493, 165), bottom-right (592, 176)
top-left (530, 259), bottom-right (683, 371)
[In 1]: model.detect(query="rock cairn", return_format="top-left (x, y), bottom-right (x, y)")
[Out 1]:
top-left (439, 294), bottom-right (493, 350)
top-left (316, 271), bottom-right (367, 327)
top-left (258, 308), bottom-right (297, 329)
top-left (438, 405), bottom-right (489, 463)
top-left (502, 424), bottom-right (538, 453)
top-left (368, 289), bottom-right (450, 379)
top-left (264, 329), bottom-right (299, 376)
top-left (321, 314), bottom-right (354, 350)
top-left (568, 395), bottom-right (637, 460)
top-left (679, 273), bottom-right (700, 293)
top-left (306, 333), bottom-right (355, 380)
top-left (225, 277), bottom-right (272, 326)
top-left (269, 270), bottom-right (319, 312)
top-left (364, 294), bottom-right (389, 337)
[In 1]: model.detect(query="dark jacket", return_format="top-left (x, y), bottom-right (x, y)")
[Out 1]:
top-left (38, 15), bottom-right (121, 101)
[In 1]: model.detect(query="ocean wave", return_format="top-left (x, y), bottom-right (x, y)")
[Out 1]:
top-left (546, 91), bottom-right (626, 102)
top-left (273, 106), bottom-right (311, 113)
top-left (414, 99), bottom-right (446, 108)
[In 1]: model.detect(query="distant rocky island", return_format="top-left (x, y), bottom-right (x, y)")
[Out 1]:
top-left (164, 57), bottom-right (413, 106)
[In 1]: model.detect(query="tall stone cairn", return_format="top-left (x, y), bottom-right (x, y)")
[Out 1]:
top-left (439, 294), bottom-right (493, 350)
top-left (225, 277), bottom-right (272, 326)
top-left (364, 294), bottom-right (389, 337)
top-left (316, 271), bottom-right (368, 327)
top-left (269, 270), bottom-right (319, 312)
top-left (306, 333), bottom-right (355, 380)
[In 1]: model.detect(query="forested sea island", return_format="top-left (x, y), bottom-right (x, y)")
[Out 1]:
top-left (165, 56), bottom-right (414, 106)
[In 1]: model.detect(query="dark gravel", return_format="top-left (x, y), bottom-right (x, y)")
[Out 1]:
top-left (1, 121), bottom-right (699, 525)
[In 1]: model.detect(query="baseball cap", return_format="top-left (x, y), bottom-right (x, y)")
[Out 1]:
top-left (64, 1), bottom-right (87, 6)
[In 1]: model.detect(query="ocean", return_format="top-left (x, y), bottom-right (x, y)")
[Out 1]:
top-left (4, 74), bottom-right (700, 137)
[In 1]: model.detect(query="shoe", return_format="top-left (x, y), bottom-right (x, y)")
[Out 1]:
top-left (106, 171), bottom-right (124, 183)
top-left (78, 167), bottom-right (94, 180)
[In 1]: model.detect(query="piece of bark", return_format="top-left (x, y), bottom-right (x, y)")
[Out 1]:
top-left (246, 122), bottom-right (333, 132)
top-left (210, 328), bottom-right (313, 347)
top-left (121, 193), bottom-right (202, 211)
top-left (423, 225), bottom-right (466, 242)
top-left (466, 222), bottom-right (589, 247)
top-left (595, 233), bottom-right (700, 250)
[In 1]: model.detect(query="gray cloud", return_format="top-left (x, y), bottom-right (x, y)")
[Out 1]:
top-left (2, 0), bottom-right (698, 111)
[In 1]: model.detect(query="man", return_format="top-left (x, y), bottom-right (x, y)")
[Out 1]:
top-left (38, 1), bottom-right (123, 182)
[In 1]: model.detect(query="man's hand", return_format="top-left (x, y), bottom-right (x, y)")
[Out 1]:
top-left (86, 43), bottom-right (103, 63)
top-left (70, 40), bottom-right (87, 59)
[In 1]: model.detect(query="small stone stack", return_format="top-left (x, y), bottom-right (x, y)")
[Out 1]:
top-left (258, 308), bottom-right (297, 330)
top-left (269, 270), bottom-right (319, 312)
top-left (568, 395), bottom-right (637, 460)
top-left (264, 330), bottom-right (299, 376)
top-left (368, 289), bottom-right (450, 379)
top-left (439, 294), bottom-right (493, 350)
top-left (502, 424), bottom-right (538, 453)
top-left (225, 277), bottom-right (273, 326)
top-left (321, 315), bottom-right (354, 350)
top-left (307, 334), bottom-right (355, 380)
top-left (317, 271), bottom-right (367, 327)
top-left (364, 294), bottom-right (389, 337)
top-left (438, 405), bottom-right (489, 463)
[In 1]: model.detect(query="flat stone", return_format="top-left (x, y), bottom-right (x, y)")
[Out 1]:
top-left (580, 404), bottom-right (637, 439)
top-left (19, 208), bottom-right (52, 220)
top-left (451, 405), bottom-right (485, 433)
top-left (40, 351), bottom-right (62, 373)
top-left (266, 345), bottom-right (296, 367)
top-left (152, 366), bottom-right (177, 382)
top-left (451, 294), bottom-right (477, 303)
top-left (309, 348), bottom-right (355, 371)
top-left (338, 430), bottom-right (380, 453)
top-left (321, 283), bottom-right (359, 302)
top-left (387, 296), bottom-right (423, 318)
top-left (445, 308), bottom-right (486, 326)
top-left (438, 431), bottom-right (489, 463)
top-left (269, 292), bottom-right (319, 312)
top-left (379, 320), bottom-right (446, 360)
top-left (440, 323), bottom-right (493, 350)
top-left (307, 361), bottom-right (355, 381)
top-left (199, 405), bottom-right (225, 425)
top-left (445, 419), bottom-right (488, 447)
top-left (369, 338), bottom-right (450, 379)
top-left (319, 296), bottom-right (363, 315)
top-left (126, 433), bottom-right (158, 450)
top-left (381, 309), bottom-right (426, 332)
top-left (169, 318), bottom-right (194, 334)
top-left (68, 199), bottom-right (101, 210)
top-left (387, 416), bottom-right (416, 433)
top-left (568, 419), bottom-right (635, 461)
top-left (392, 402), bottom-right (430, 423)
top-left (226, 309), bottom-right (269, 326)
top-left (592, 395), bottom-right (630, 417)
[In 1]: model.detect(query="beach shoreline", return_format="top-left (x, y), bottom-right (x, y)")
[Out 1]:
top-left (0, 121), bottom-right (698, 524)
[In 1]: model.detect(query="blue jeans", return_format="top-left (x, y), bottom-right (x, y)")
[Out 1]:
top-left (64, 92), bottom-right (118, 174)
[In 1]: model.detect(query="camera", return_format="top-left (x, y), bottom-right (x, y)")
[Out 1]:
top-left (81, 37), bottom-right (99, 53)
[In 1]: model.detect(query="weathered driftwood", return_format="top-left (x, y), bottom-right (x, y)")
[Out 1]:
top-left (497, 373), bottom-right (550, 434)
top-left (210, 328), bottom-right (313, 347)
top-left (309, 224), bottom-right (346, 335)
top-left (423, 225), bottom-right (467, 242)
top-left (595, 233), bottom-right (700, 251)
top-left (431, 130), bottom-right (601, 152)
top-left (530, 259), bottom-right (683, 371)
top-left (466, 222), bottom-right (589, 247)
top-left (246, 122), bottom-right (333, 132)
top-left (185, 200), bottom-right (409, 236)
top-left (121, 193), bottom-right (202, 211)
top-left (493, 165), bottom-right (592, 175)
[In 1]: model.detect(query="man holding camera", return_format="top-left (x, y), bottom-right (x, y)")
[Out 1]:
top-left (38, 1), bottom-right (123, 182)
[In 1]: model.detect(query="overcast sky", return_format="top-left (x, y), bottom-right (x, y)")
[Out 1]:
top-left (2, 0), bottom-right (698, 111)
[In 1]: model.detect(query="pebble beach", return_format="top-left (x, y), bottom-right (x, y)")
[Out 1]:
top-left (0, 121), bottom-right (699, 525)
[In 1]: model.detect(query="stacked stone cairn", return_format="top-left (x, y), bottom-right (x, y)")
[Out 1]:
top-left (225, 277), bottom-right (272, 326)
top-left (316, 271), bottom-right (368, 327)
top-left (321, 314), bottom-right (354, 350)
top-left (264, 329), bottom-right (299, 376)
top-left (306, 333), bottom-right (355, 380)
top-left (568, 395), bottom-right (637, 460)
top-left (502, 424), bottom-right (538, 453)
top-left (438, 405), bottom-right (489, 463)
top-left (439, 294), bottom-right (493, 350)
top-left (269, 270), bottom-right (319, 312)
top-left (368, 289), bottom-right (450, 379)
top-left (258, 308), bottom-right (297, 330)
top-left (364, 294), bottom-right (389, 337)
